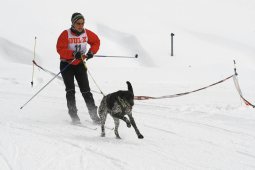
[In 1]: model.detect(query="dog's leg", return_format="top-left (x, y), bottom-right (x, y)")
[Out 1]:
top-left (113, 117), bottom-right (121, 139)
top-left (100, 113), bottom-right (107, 137)
top-left (122, 117), bottom-right (131, 128)
top-left (128, 115), bottom-right (144, 139)
top-left (99, 102), bottom-right (107, 137)
top-left (112, 115), bottom-right (131, 128)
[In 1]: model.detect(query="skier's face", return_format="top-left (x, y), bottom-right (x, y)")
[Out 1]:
top-left (74, 18), bottom-right (85, 32)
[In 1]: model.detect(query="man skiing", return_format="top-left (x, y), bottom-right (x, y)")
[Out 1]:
top-left (56, 12), bottom-right (101, 124)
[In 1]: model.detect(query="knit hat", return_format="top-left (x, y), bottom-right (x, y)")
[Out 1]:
top-left (71, 13), bottom-right (84, 25)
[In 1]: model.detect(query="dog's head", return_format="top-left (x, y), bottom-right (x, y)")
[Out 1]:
top-left (114, 81), bottom-right (134, 107)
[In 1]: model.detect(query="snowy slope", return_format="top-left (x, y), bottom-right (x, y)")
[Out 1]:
top-left (0, 0), bottom-right (255, 170)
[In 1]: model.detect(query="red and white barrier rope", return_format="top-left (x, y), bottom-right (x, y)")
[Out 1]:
top-left (134, 75), bottom-right (234, 100)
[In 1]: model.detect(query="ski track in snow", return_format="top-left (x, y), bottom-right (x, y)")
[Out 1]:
top-left (0, 120), bottom-right (128, 169)
top-left (1, 70), bottom-right (255, 170)
top-left (1, 92), bottom-right (255, 169)
top-left (1, 63), bottom-right (255, 169)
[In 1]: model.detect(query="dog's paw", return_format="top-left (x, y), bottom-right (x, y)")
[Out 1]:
top-left (114, 131), bottom-right (121, 139)
top-left (126, 122), bottom-right (131, 128)
top-left (138, 134), bottom-right (144, 139)
top-left (125, 119), bottom-right (131, 128)
top-left (115, 136), bottom-right (121, 139)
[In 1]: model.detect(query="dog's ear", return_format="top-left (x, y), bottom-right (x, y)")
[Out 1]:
top-left (128, 93), bottom-right (134, 106)
top-left (126, 81), bottom-right (133, 94)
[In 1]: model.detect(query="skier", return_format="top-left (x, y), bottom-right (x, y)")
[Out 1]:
top-left (56, 12), bottom-right (101, 124)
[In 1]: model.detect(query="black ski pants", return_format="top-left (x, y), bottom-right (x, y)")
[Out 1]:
top-left (60, 61), bottom-right (96, 116)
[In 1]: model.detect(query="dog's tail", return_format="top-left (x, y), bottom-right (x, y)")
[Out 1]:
top-left (126, 81), bottom-right (133, 94)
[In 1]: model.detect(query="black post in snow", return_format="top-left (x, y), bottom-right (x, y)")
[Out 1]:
top-left (171, 33), bottom-right (175, 56)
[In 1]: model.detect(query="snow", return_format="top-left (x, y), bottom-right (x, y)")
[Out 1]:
top-left (1, 0), bottom-right (255, 169)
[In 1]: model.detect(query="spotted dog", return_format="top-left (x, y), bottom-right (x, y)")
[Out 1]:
top-left (98, 81), bottom-right (144, 139)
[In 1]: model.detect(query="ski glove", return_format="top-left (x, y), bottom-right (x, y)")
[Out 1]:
top-left (73, 51), bottom-right (82, 60)
top-left (86, 51), bottom-right (94, 60)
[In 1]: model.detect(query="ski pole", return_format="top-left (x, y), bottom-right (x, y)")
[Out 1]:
top-left (32, 60), bottom-right (102, 94)
top-left (20, 59), bottom-right (76, 109)
top-left (81, 55), bottom-right (105, 96)
top-left (94, 54), bottom-right (138, 59)
top-left (31, 36), bottom-right (37, 87)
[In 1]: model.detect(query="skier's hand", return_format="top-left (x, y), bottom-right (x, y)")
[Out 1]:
top-left (86, 51), bottom-right (94, 60)
top-left (73, 51), bottom-right (82, 60)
